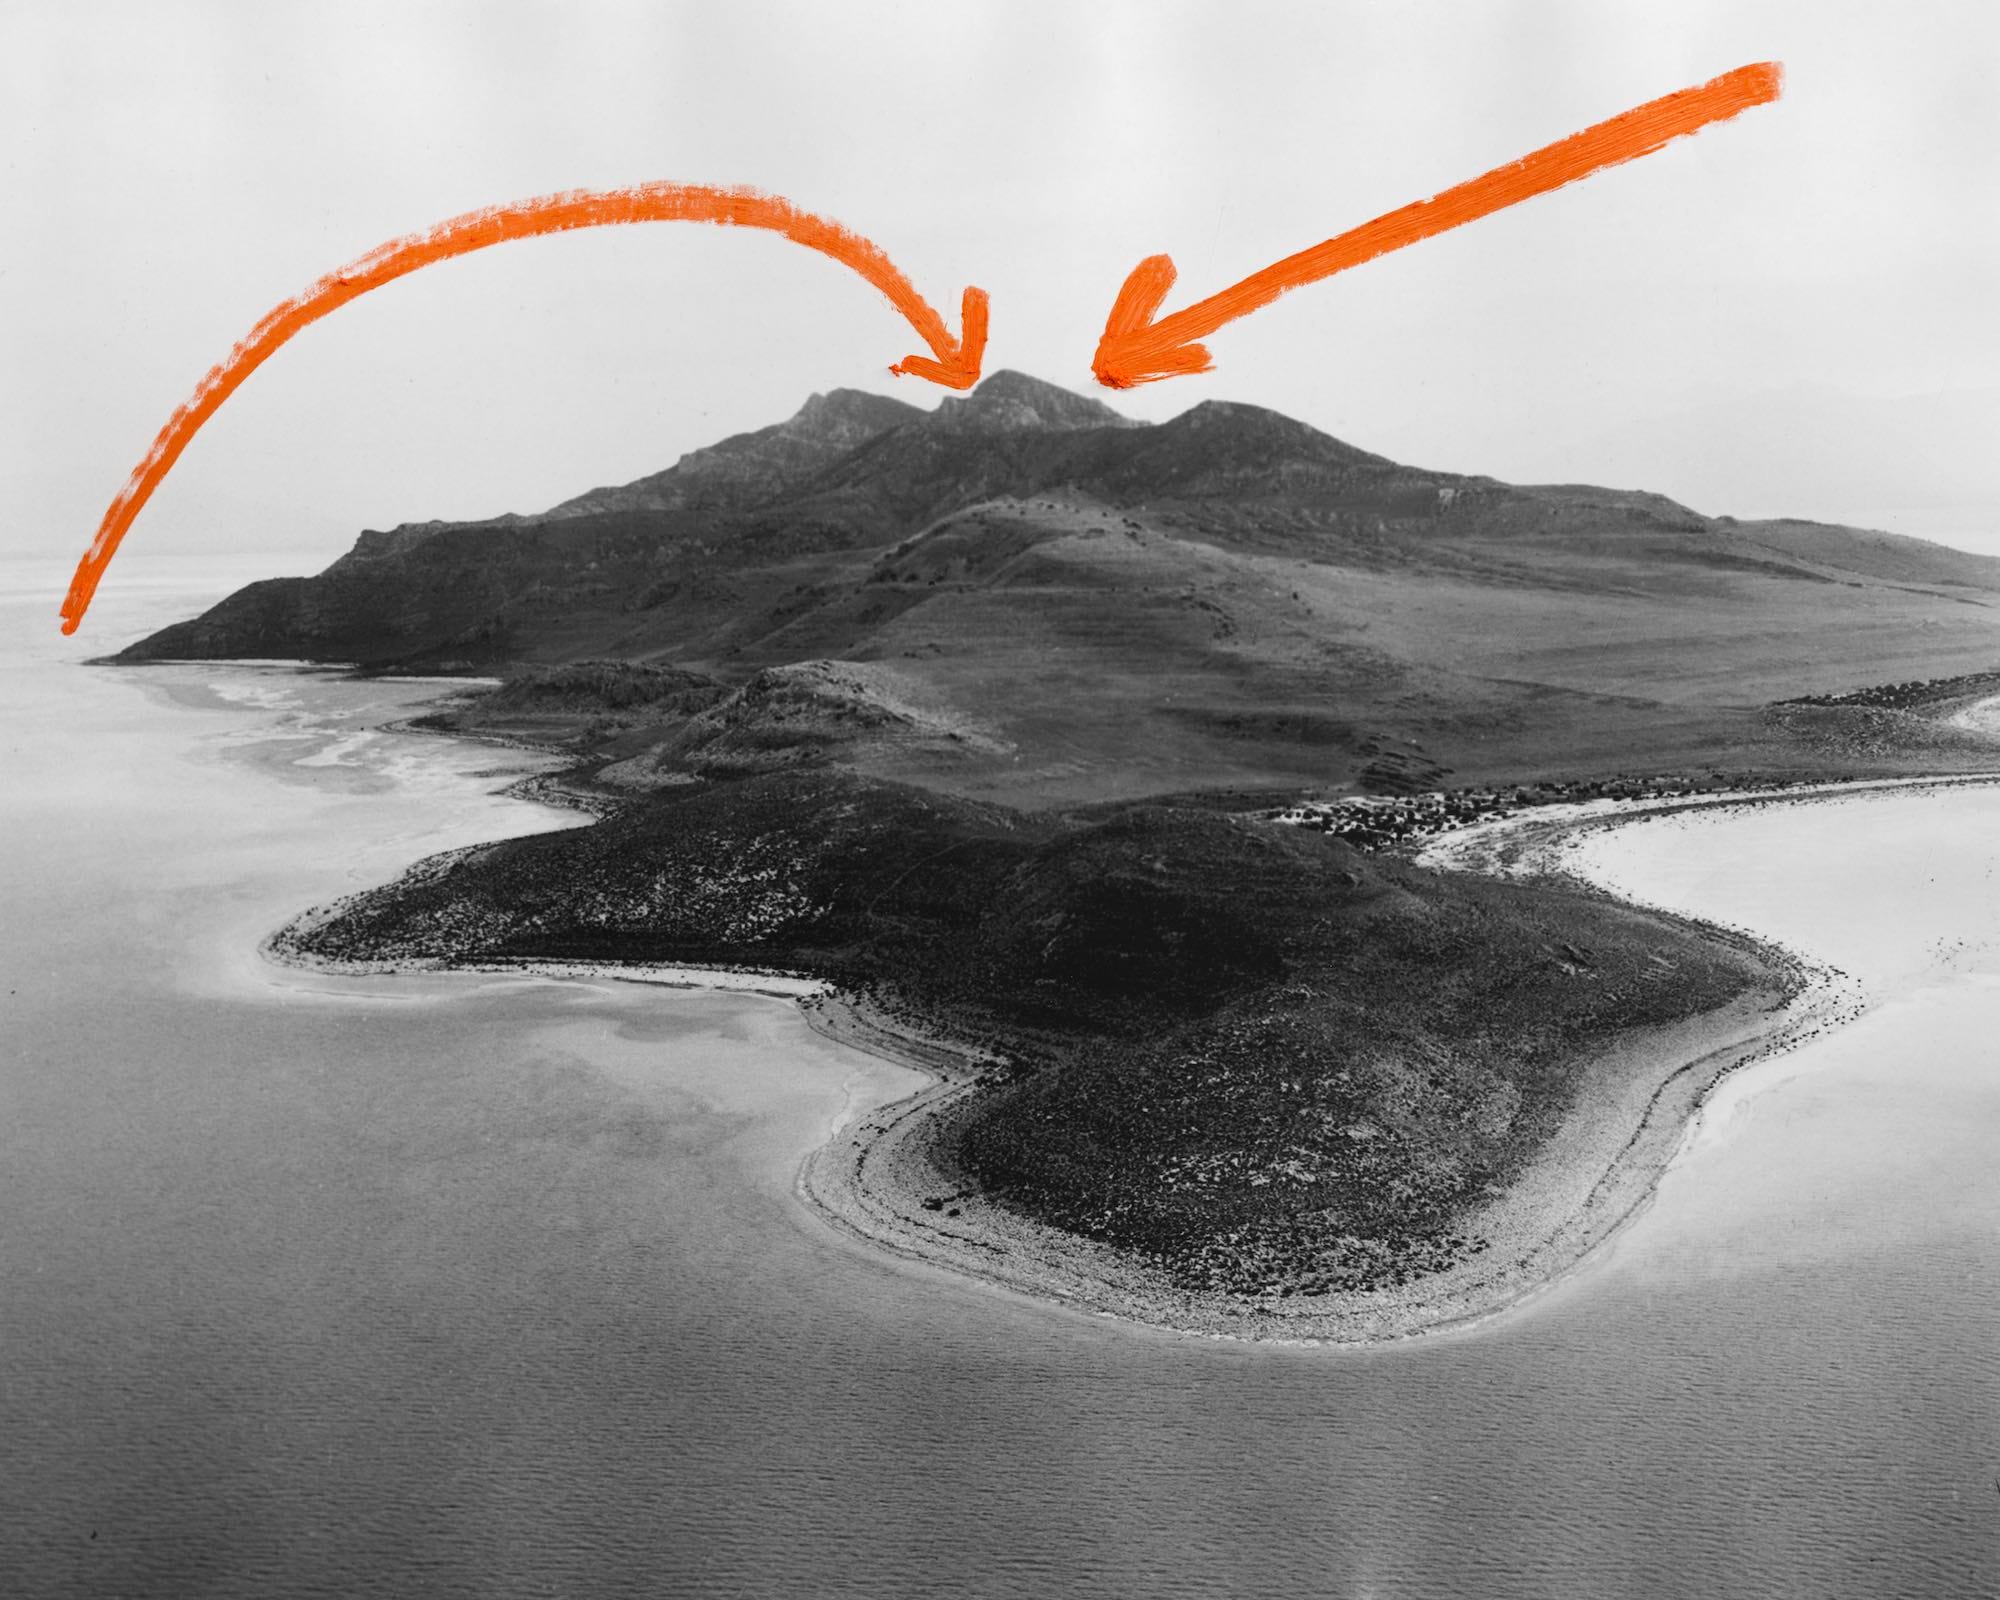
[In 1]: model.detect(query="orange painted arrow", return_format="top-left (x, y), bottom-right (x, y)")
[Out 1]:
top-left (59, 183), bottom-right (987, 634)
top-left (1093, 61), bottom-right (1783, 389)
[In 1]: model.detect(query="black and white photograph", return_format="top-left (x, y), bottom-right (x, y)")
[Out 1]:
top-left (5, 4), bottom-right (1999, 1595)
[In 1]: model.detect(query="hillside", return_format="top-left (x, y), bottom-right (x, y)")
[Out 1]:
top-left (120, 371), bottom-right (2000, 807)
top-left (276, 768), bottom-right (1773, 1300)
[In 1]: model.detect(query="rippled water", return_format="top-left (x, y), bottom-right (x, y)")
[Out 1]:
top-left (6, 559), bottom-right (1999, 1598)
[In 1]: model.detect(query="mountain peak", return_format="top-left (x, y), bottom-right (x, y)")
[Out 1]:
top-left (786, 387), bottom-right (925, 442)
top-left (544, 388), bottom-right (921, 519)
top-left (930, 370), bottom-right (1136, 433)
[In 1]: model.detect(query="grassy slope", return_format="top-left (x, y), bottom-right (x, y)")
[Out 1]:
top-left (411, 493), bottom-right (2000, 808)
top-left (119, 376), bottom-right (2000, 808)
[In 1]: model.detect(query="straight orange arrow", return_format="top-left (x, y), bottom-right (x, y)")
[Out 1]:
top-left (1093, 61), bottom-right (1782, 389)
top-left (60, 183), bottom-right (987, 634)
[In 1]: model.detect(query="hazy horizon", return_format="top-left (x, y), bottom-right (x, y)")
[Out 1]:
top-left (6, 1), bottom-right (1997, 603)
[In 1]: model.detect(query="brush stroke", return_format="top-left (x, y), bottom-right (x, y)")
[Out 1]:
top-left (1093, 60), bottom-right (1783, 388)
top-left (59, 183), bottom-right (988, 634)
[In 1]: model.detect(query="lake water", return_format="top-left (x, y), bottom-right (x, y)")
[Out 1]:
top-left (5, 559), bottom-right (1998, 1599)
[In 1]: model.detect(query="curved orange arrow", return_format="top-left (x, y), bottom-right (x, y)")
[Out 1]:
top-left (1094, 61), bottom-right (1782, 389)
top-left (59, 183), bottom-right (988, 634)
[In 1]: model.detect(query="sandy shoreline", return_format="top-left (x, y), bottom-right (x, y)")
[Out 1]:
top-left (266, 753), bottom-right (2000, 1347)
top-left (793, 930), bottom-right (1833, 1348)
top-left (795, 774), bottom-right (2000, 1345)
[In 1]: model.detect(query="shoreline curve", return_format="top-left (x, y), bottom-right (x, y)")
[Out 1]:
top-left (265, 769), bottom-right (2000, 1348)
top-left (794, 777), bottom-right (1996, 1344)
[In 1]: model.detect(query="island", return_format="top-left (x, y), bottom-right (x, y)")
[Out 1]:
top-left (120, 371), bottom-right (2000, 1340)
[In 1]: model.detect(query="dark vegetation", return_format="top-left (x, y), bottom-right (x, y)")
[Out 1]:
top-left (284, 767), bottom-right (1766, 1296)
top-left (1765, 670), bottom-right (2000, 764)
top-left (1778, 668), bottom-right (2000, 711)
top-left (1262, 770), bottom-right (1848, 851)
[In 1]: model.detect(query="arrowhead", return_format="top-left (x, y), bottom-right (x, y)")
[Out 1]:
top-left (890, 285), bottom-right (988, 390)
top-left (1092, 254), bottom-right (1213, 389)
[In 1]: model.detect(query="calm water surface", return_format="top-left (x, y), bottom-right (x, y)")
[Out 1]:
top-left (5, 560), bottom-right (1998, 1598)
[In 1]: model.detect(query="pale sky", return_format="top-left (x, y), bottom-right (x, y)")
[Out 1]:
top-left (5, 0), bottom-right (1997, 602)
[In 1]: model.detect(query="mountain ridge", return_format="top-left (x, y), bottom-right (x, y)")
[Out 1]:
top-left (119, 370), bottom-right (2000, 804)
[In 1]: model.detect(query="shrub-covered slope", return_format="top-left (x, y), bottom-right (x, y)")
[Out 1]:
top-left (285, 768), bottom-right (1770, 1294)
